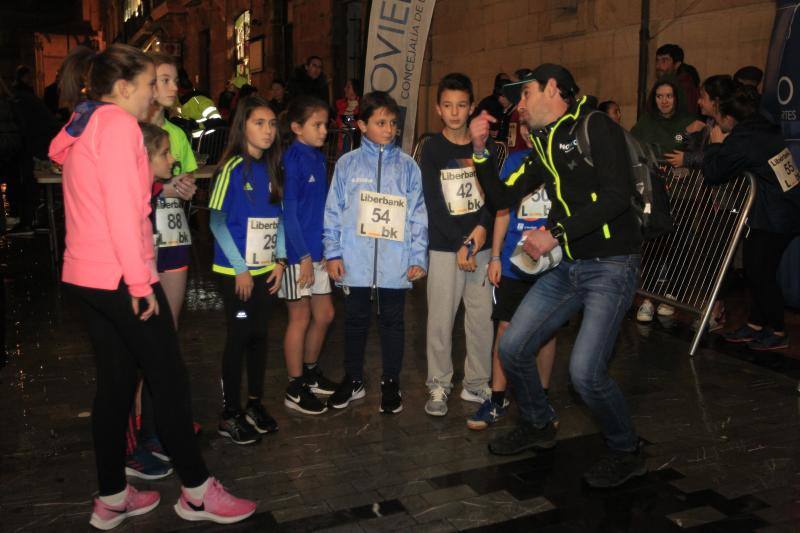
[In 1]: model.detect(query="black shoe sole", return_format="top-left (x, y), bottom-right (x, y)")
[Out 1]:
top-left (488, 438), bottom-right (556, 456)
top-left (245, 414), bottom-right (279, 434)
top-left (584, 463), bottom-right (647, 488)
top-left (284, 398), bottom-right (328, 415)
top-left (217, 429), bottom-right (261, 445)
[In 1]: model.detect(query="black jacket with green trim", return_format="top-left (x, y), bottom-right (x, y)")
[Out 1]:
top-left (474, 97), bottom-right (642, 260)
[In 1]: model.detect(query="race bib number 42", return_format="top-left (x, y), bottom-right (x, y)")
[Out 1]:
top-left (769, 148), bottom-right (800, 192)
top-left (357, 191), bottom-right (406, 242)
top-left (245, 217), bottom-right (279, 267)
top-left (440, 167), bottom-right (484, 215)
top-left (155, 198), bottom-right (191, 248)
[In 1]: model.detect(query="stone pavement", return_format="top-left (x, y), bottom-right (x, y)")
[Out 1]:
top-left (1, 233), bottom-right (799, 532)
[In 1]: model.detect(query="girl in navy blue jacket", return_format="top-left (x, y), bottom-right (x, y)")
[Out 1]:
top-left (279, 96), bottom-right (337, 415)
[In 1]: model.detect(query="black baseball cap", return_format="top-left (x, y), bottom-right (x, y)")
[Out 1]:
top-left (502, 63), bottom-right (580, 104)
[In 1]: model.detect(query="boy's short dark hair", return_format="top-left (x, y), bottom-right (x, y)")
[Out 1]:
top-left (437, 73), bottom-right (474, 104)
top-left (656, 44), bottom-right (684, 63)
top-left (358, 91), bottom-right (400, 122)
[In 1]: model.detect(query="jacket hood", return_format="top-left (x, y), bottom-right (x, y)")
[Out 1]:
top-left (49, 100), bottom-right (109, 164)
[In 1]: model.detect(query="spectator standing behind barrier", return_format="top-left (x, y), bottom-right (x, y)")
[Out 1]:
top-left (631, 78), bottom-right (695, 157)
top-left (471, 64), bottom-right (646, 489)
top-left (703, 84), bottom-right (800, 351)
top-left (655, 44), bottom-right (700, 116)
top-left (269, 79), bottom-right (288, 115)
top-left (177, 70), bottom-right (222, 129)
top-left (598, 100), bottom-right (622, 125)
top-left (734, 66), bottom-right (763, 91)
top-left (473, 73), bottom-right (512, 140)
top-left (288, 56), bottom-right (330, 107)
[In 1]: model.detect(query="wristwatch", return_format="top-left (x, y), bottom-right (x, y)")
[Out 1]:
top-left (276, 258), bottom-right (288, 268)
top-left (549, 225), bottom-right (565, 246)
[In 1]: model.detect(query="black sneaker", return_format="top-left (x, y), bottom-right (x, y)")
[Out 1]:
top-left (380, 376), bottom-right (402, 414)
top-left (284, 382), bottom-right (328, 415)
top-left (303, 365), bottom-right (338, 396)
top-left (218, 412), bottom-right (262, 445)
top-left (328, 376), bottom-right (366, 409)
top-left (583, 446), bottom-right (647, 488)
top-left (488, 419), bottom-right (557, 456)
top-left (245, 402), bottom-right (279, 434)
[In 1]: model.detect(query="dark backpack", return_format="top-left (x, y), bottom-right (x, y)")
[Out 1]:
top-left (575, 110), bottom-right (674, 240)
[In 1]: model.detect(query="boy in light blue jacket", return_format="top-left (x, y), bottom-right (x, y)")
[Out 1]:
top-left (323, 91), bottom-right (429, 415)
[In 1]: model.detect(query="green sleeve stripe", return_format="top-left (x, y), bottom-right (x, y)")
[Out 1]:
top-left (209, 156), bottom-right (242, 210)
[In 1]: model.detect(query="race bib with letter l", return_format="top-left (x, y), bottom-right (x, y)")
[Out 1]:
top-left (769, 148), bottom-right (800, 192)
top-left (245, 217), bottom-right (279, 267)
top-left (357, 191), bottom-right (406, 242)
top-left (155, 198), bottom-right (192, 248)
top-left (517, 186), bottom-right (551, 221)
top-left (440, 167), bottom-right (484, 216)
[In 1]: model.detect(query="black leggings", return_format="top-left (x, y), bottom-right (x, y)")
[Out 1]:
top-left (344, 287), bottom-right (405, 381)
top-left (68, 281), bottom-right (208, 496)
top-left (219, 273), bottom-right (276, 413)
top-left (743, 228), bottom-right (794, 332)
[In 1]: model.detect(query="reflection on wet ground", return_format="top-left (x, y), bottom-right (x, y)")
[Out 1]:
top-left (1, 230), bottom-right (798, 532)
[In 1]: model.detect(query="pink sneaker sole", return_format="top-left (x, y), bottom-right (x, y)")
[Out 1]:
top-left (89, 497), bottom-right (160, 530)
top-left (173, 501), bottom-right (256, 524)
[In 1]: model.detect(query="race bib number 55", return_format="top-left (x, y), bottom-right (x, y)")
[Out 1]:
top-left (440, 167), bottom-right (484, 215)
top-left (357, 191), bottom-right (406, 242)
top-left (769, 148), bottom-right (800, 192)
top-left (245, 217), bottom-right (279, 267)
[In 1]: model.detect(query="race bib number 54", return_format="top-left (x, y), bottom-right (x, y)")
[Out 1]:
top-left (245, 217), bottom-right (279, 267)
top-left (769, 148), bottom-right (800, 192)
top-left (440, 167), bottom-right (484, 215)
top-left (357, 191), bottom-right (406, 242)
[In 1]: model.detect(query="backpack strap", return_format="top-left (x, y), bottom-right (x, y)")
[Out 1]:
top-left (575, 110), bottom-right (603, 168)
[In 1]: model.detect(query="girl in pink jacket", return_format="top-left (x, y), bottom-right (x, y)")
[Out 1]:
top-left (50, 44), bottom-right (255, 530)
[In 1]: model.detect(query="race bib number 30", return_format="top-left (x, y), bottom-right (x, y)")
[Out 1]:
top-left (440, 167), bottom-right (484, 215)
top-left (245, 217), bottom-right (279, 267)
top-left (357, 191), bottom-right (406, 242)
top-left (769, 148), bottom-right (800, 192)
top-left (155, 198), bottom-right (191, 248)
top-left (517, 186), bottom-right (551, 221)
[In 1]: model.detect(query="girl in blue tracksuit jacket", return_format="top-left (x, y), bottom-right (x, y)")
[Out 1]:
top-left (323, 91), bottom-right (428, 415)
top-left (279, 96), bottom-right (337, 417)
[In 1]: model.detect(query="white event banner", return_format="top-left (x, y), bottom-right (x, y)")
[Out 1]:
top-left (364, 0), bottom-right (436, 153)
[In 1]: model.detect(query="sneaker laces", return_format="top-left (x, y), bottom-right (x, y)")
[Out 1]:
top-left (430, 387), bottom-right (447, 403)
top-left (205, 478), bottom-right (236, 506)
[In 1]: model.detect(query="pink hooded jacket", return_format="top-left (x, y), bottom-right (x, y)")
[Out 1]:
top-left (49, 102), bottom-right (158, 297)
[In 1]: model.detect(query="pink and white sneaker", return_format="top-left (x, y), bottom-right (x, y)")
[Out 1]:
top-left (173, 477), bottom-right (256, 524)
top-left (89, 485), bottom-right (160, 530)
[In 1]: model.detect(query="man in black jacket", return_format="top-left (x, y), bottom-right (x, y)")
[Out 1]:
top-left (470, 64), bottom-right (646, 488)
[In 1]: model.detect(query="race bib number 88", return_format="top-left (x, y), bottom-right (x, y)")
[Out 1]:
top-left (357, 191), bottom-right (406, 242)
top-left (155, 198), bottom-right (191, 248)
top-left (440, 167), bottom-right (484, 215)
top-left (245, 217), bottom-right (279, 267)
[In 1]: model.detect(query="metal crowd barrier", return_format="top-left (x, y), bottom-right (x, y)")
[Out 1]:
top-left (637, 166), bottom-right (757, 356)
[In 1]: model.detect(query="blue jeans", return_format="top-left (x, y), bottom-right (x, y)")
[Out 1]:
top-left (499, 254), bottom-right (641, 452)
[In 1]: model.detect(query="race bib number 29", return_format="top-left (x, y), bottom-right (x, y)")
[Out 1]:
top-left (357, 191), bottom-right (406, 242)
top-left (245, 217), bottom-right (279, 267)
top-left (440, 167), bottom-right (484, 215)
top-left (769, 148), bottom-right (800, 192)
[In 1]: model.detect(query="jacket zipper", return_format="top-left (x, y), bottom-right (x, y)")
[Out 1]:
top-left (371, 144), bottom-right (384, 304)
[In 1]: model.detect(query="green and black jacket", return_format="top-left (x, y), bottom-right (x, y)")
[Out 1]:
top-left (474, 97), bottom-right (642, 260)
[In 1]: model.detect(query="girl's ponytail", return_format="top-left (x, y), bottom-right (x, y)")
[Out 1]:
top-left (59, 46), bottom-right (97, 111)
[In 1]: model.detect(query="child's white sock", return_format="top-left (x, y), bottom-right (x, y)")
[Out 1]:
top-left (99, 486), bottom-right (128, 506)
top-left (184, 477), bottom-right (211, 500)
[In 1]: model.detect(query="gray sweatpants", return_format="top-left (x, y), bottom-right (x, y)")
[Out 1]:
top-left (425, 249), bottom-right (493, 393)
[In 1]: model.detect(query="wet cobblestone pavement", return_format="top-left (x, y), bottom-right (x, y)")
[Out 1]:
top-left (2, 230), bottom-right (799, 532)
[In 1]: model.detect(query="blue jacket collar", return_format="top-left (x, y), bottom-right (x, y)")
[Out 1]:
top-left (360, 135), bottom-right (399, 156)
